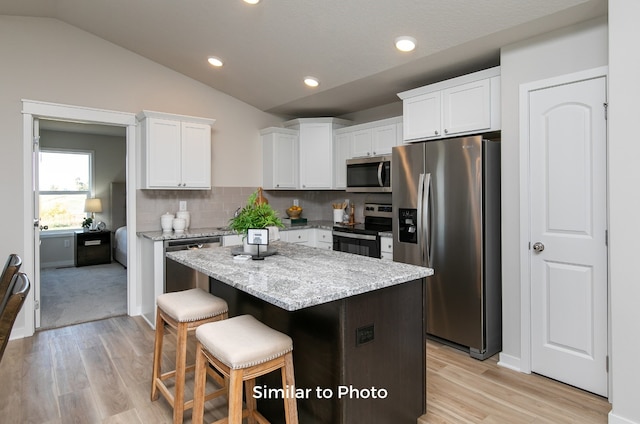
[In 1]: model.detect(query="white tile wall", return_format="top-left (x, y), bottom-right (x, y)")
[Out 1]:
top-left (136, 187), bottom-right (380, 232)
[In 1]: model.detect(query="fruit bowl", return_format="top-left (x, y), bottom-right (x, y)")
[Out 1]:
top-left (286, 206), bottom-right (302, 218)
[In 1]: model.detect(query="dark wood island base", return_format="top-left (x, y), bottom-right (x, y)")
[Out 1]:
top-left (210, 277), bottom-right (426, 424)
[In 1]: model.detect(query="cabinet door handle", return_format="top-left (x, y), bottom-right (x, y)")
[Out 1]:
top-left (444, 129), bottom-right (448, 134)
top-left (434, 130), bottom-right (439, 135)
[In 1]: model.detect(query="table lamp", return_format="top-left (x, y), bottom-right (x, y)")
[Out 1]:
top-left (84, 198), bottom-right (102, 230)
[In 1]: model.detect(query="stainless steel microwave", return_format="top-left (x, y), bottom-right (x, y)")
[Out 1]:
top-left (346, 155), bottom-right (391, 192)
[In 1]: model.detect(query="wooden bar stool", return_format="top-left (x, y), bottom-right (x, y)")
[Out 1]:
top-left (192, 314), bottom-right (299, 424)
top-left (151, 288), bottom-right (229, 424)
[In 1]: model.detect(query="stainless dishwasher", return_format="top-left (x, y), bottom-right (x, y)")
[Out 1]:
top-left (164, 236), bottom-right (220, 293)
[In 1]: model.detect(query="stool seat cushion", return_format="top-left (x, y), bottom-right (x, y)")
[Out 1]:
top-left (196, 315), bottom-right (293, 370)
top-left (157, 288), bottom-right (228, 323)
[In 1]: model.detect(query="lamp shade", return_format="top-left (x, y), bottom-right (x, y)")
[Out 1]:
top-left (84, 198), bottom-right (103, 213)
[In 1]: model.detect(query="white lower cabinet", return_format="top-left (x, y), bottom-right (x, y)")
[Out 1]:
top-left (221, 234), bottom-right (243, 247)
top-left (280, 228), bottom-right (333, 249)
top-left (316, 229), bottom-right (333, 250)
top-left (380, 236), bottom-right (393, 261)
top-left (281, 229), bottom-right (312, 246)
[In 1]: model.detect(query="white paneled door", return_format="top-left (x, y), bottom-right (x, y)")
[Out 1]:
top-left (529, 76), bottom-right (608, 396)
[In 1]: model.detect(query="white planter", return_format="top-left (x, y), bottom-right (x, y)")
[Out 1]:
top-left (243, 239), bottom-right (258, 255)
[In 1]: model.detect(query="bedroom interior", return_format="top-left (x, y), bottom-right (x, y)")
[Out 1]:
top-left (38, 123), bottom-right (127, 330)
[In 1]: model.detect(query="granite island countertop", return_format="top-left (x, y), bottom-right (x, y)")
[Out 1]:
top-left (166, 240), bottom-right (433, 311)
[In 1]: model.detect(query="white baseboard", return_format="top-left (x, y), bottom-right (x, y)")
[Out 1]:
top-left (41, 260), bottom-right (75, 269)
top-left (497, 352), bottom-right (523, 372)
top-left (8, 324), bottom-right (27, 341)
top-left (609, 411), bottom-right (639, 424)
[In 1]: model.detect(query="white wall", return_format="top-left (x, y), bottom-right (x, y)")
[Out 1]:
top-left (0, 16), bottom-right (283, 336)
top-left (608, 1), bottom-right (640, 423)
top-left (499, 17), bottom-right (608, 362)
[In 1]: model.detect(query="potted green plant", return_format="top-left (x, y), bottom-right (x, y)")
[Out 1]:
top-left (229, 189), bottom-right (284, 253)
top-left (81, 217), bottom-right (93, 230)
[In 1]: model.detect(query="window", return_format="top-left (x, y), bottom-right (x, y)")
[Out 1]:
top-left (39, 149), bottom-right (93, 230)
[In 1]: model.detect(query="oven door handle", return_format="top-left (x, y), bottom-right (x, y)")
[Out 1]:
top-left (332, 231), bottom-right (378, 241)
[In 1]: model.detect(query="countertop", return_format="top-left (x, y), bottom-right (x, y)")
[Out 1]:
top-left (137, 220), bottom-right (393, 241)
top-left (137, 220), bottom-right (335, 241)
top-left (166, 240), bottom-right (432, 311)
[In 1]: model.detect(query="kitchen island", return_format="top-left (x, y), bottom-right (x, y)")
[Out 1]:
top-left (167, 241), bottom-right (433, 424)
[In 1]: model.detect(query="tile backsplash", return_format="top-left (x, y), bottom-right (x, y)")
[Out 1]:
top-left (136, 187), bottom-right (388, 232)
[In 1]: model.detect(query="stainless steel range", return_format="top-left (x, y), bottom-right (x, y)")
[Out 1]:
top-left (332, 203), bottom-right (392, 258)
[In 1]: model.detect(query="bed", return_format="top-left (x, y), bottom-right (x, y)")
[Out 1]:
top-left (110, 182), bottom-right (127, 268)
top-left (113, 226), bottom-right (127, 267)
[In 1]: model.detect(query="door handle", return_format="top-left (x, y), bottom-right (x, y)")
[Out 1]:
top-left (533, 242), bottom-right (545, 252)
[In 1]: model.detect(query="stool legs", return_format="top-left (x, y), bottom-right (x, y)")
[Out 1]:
top-left (228, 369), bottom-right (244, 423)
top-left (173, 320), bottom-right (188, 424)
top-left (244, 378), bottom-right (257, 424)
top-left (152, 307), bottom-right (228, 424)
top-left (282, 352), bottom-right (298, 423)
top-left (151, 307), bottom-right (164, 402)
top-left (193, 341), bottom-right (208, 424)
top-left (193, 344), bottom-right (299, 424)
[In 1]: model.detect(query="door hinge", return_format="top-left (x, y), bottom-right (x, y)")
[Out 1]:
top-left (33, 135), bottom-right (40, 148)
top-left (603, 103), bottom-right (608, 120)
top-left (34, 300), bottom-right (40, 310)
top-left (606, 355), bottom-right (609, 373)
top-left (605, 229), bottom-right (608, 247)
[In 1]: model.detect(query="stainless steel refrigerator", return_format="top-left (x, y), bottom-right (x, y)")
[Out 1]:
top-left (392, 135), bottom-right (501, 360)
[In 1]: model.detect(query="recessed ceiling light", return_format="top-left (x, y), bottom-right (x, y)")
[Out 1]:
top-left (304, 76), bottom-right (320, 88)
top-left (395, 36), bottom-right (417, 52)
top-left (207, 56), bottom-right (223, 67)
top-left (244, 0), bottom-right (260, 4)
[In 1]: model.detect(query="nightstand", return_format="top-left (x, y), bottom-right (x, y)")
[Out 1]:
top-left (75, 230), bottom-right (111, 267)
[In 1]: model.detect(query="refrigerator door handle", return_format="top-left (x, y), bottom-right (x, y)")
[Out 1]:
top-left (424, 173), bottom-right (432, 268)
top-left (417, 173), bottom-right (426, 265)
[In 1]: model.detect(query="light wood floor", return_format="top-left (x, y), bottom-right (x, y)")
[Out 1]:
top-left (0, 316), bottom-right (611, 423)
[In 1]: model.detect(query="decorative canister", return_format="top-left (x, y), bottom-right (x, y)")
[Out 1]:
top-left (176, 210), bottom-right (190, 229)
top-left (172, 218), bottom-right (186, 233)
top-left (161, 212), bottom-right (174, 232)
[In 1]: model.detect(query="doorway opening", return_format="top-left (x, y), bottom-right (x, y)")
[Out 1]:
top-left (22, 100), bottom-right (138, 338)
top-left (37, 120), bottom-right (127, 329)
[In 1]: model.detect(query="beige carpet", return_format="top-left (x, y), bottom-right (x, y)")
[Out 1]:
top-left (40, 262), bottom-right (127, 330)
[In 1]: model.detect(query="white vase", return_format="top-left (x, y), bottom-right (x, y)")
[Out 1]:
top-left (161, 212), bottom-right (174, 232)
top-left (243, 238), bottom-right (258, 255)
top-left (266, 225), bottom-right (279, 241)
top-left (176, 210), bottom-right (190, 229)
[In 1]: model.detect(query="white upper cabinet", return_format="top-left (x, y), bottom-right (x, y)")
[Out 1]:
top-left (351, 128), bottom-right (374, 158)
top-left (261, 127), bottom-right (299, 189)
top-left (335, 117), bottom-right (402, 159)
top-left (403, 91), bottom-right (442, 140)
top-left (138, 110), bottom-right (215, 189)
top-left (333, 131), bottom-right (352, 190)
top-left (398, 67), bottom-right (500, 142)
top-left (372, 123), bottom-right (400, 156)
top-left (284, 118), bottom-right (350, 190)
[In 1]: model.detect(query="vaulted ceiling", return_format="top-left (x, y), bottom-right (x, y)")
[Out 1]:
top-left (1, 0), bottom-right (606, 118)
